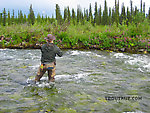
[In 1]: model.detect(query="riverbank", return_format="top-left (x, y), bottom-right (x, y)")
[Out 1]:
top-left (0, 21), bottom-right (150, 54)
top-left (0, 44), bottom-right (148, 54)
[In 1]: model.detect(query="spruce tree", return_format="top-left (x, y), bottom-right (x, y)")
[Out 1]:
top-left (130, 0), bottom-right (133, 23)
top-left (79, 9), bottom-right (82, 23)
top-left (45, 15), bottom-right (48, 23)
top-left (123, 4), bottom-right (126, 21)
top-left (94, 2), bottom-right (98, 25)
top-left (47, 16), bottom-right (51, 23)
top-left (20, 10), bottom-right (23, 24)
top-left (117, 0), bottom-right (120, 16)
top-left (102, 0), bottom-right (108, 25)
top-left (98, 5), bottom-right (102, 25)
top-left (67, 6), bottom-right (71, 23)
top-left (42, 14), bottom-right (44, 23)
top-left (3, 8), bottom-right (6, 26)
top-left (64, 7), bottom-right (68, 21)
top-left (77, 5), bottom-right (80, 24)
top-left (72, 8), bottom-right (76, 25)
top-left (11, 10), bottom-right (15, 25)
top-left (126, 7), bottom-right (130, 25)
top-left (55, 4), bottom-right (62, 25)
top-left (115, 0), bottom-right (117, 24)
top-left (86, 9), bottom-right (89, 21)
top-left (28, 4), bottom-right (35, 25)
top-left (0, 13), bottom-right (2, 25)
top-left (81, 12), bottom-right (84, 25)
top-left (18, 10), bottom-right (20, 24)
top-left (120, 3), bottom-right (126, 24)
top-left (109, 7), bottom-right (112, 25)
top-left (149, 7), bottom-right (150, 20)
top-left (116, 0), bottom-right (119, 26)
top-left (112, 8), bottom-right (115, 24)
top-left (7, 10), bottom-right (11, 25)
top-left (50, 14), bottom-right (55, 24)
top-left (134, 6), bottom-right (138, 16)
top-left (84, 8), bottom-right (87, 22)
top-left (37, 13), bottom-right (41, 23)
top-left (134, 6), bottom-right (140, 26)
top-left (15, 16), bottom-right (17, 25)
top-left (23, 14), bottom-right (26, 24)
top-left (115, 0), bottom-right (117, 11)
top-left (89, 3), bottom-right (93, 24)
top-left (140, 0), bottom-right (142, 13)
top-left (27, 14), bottom-right (30, 24)
top-left (143, 2), bottom-right (145, 17)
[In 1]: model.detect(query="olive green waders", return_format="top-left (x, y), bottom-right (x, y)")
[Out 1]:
top-left (35, 63), bottom-right (55, 82)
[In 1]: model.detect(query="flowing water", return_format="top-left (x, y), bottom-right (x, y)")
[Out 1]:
top-left (0, 49), bottom-right (150, 113)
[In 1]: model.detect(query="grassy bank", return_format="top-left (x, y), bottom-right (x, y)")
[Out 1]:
top-left (0, 20), bottom-right (150, 53)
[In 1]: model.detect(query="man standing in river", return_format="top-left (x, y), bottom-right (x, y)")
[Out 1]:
top-left (35, 34), bottom-right (63, 83)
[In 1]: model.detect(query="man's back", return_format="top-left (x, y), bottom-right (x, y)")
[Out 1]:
top-left (41, 43), bottom-right (63, 64)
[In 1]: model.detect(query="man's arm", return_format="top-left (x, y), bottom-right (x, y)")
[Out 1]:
top-left (56, 46), bottom-right (63, 57)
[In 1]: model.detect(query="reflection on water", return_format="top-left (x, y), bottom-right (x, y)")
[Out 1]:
top-left (0, 49), bottom-right (150, 112)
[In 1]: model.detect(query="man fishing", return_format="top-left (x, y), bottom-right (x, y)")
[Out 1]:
top-left (35, 34), bottom-right (63, 83)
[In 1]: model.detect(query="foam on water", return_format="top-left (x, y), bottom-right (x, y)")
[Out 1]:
top-left (73, 73), bottom-right (90, 79)
top-left (113, 53), bottom-right (130, 59)
top-left (26, 72), bottom-right (90, 87)
top-left (70, 50), bottom-right (93, 56)
top-left (143, 63), bottom-right (150, 69)
top-left (95, 54), bottom-right (102, 58)
top-left (0, 49), bottom-right (16, 51)
top-left (127, 56), bottom-right (150, 72)
top-left (70, 50), bottom-right (80, 56)
top-left (113, 53), bottom-right (150, 72)
top-left (70, 50), bottom-right (103, 58)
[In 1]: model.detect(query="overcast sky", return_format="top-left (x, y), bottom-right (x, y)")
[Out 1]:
top-left (0, 0), bottom-right (149, 17)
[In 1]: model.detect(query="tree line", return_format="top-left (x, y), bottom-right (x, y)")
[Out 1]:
top-left (0, 0), bottom-right (150, 26)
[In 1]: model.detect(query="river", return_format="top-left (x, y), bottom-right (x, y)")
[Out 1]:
top-left (0, 49), bottom-right (150, 113)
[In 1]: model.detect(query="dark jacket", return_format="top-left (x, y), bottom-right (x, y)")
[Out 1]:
top-left (41, 43), bottom-right (63, 64)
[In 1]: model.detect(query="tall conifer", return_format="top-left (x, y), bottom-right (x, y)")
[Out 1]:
top-left (7, 10), bottom-right (11, 25)
top-left (37, 13), bottom-right (41, 23)
top-left (0, 13), bottom-right (2, 25)
top-left (55, 4), bottom-right (62, 25)
top-left (89, 3), bottom-right (93, 24)
top-left (64, 7), bottom-right (68, 21)
top-left (112, 8), bottom-right (115, 24)
top-left (140, 0), bottom-right (142, 13)
top-left (98, 5), bottom-right (102, 25)
top-left (102, 0), bottom-right (108, 25)
top-left (28, 4), bottom-right (35, 25)
top-left (77, 6), bottom-right (80, 24)
top-left (72, 8), bottom-right (76, 25)
top-left (20, 10), bottom-right (23, 24)
top-left (148, 7), bottom-right (150, 20)
top-left (94, 2), bottom-right (98, 24)
top-left (126, 7), bottom-right (130, 25)
top-left (130, 0), bottom-right (133, 23)
top-left (86, 9), bottom-right (89, 21)
top-left (67, 6), bottom-right (71, 23)
top-left (3, 8), bottom-right (6, 26)
top-left (109, 7), bottom-right (112, 25)
top-left (23, 14), bottom-right (26, 23)
top-left (143, 2), bottom-right (145, 17)
top-left (11, 10), bottom-right (15, 25)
